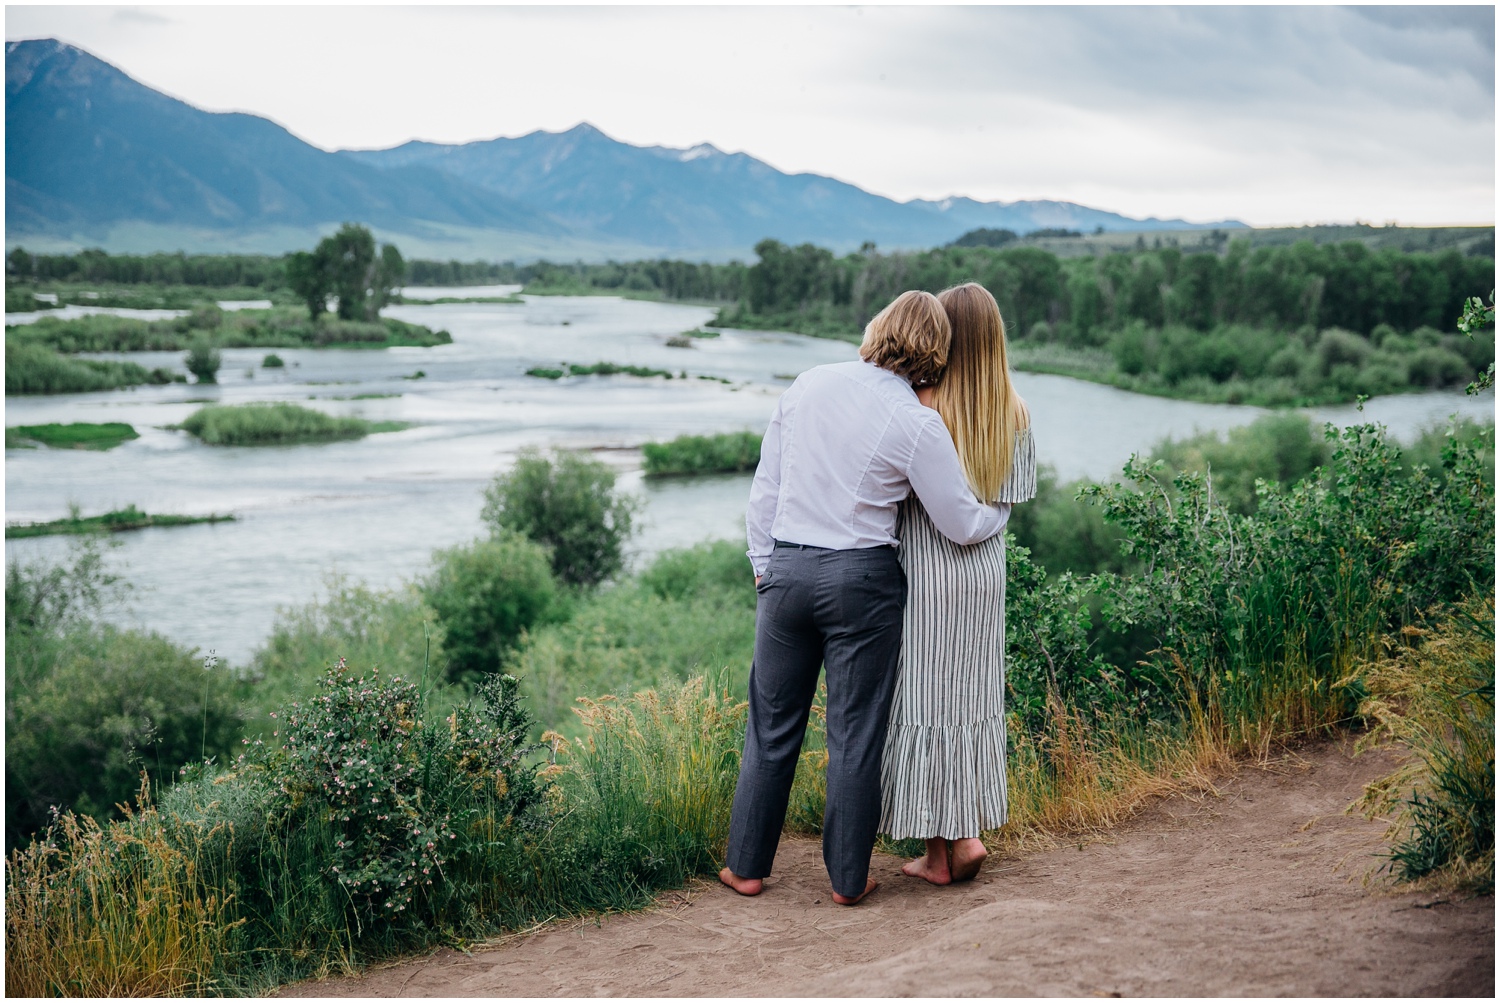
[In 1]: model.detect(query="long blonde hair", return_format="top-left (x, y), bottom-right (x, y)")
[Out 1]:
top-left (933, 283), bottom-right (1029, 501)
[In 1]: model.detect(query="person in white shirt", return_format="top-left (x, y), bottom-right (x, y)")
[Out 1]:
top-left (720, 290), bottom-right (1010, 906)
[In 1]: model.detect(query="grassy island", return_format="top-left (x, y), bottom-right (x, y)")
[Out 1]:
top-left (177, 402), bottom-right (409, 446)
top-left (6, 422), bottom-right (140, 450)
top-left (527, 361), bottom-right (676, 380)
top-left (643, 431), bottom-right (761, 476)
top-left (5, 504), bottom-right (234, 538)
top-left (9, 306), bottom-right (450, 354)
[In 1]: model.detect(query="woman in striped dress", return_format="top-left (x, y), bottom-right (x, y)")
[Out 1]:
top-left (879, 282), bottom-right (1036, 885)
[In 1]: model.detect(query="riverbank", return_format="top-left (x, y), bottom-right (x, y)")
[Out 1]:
top-left (278, 740), bottom-right (1493, 998)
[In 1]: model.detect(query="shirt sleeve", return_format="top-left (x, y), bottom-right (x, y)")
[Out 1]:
top-left (745, 397), bottom-right (784, 576)
top-left (905, 417), bottom-right (1008, 545)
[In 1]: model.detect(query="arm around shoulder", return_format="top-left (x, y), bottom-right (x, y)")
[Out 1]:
top-left (905, 418), bottom-right (1007, 546)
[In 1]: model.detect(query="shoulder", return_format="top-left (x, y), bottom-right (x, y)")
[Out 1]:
top-left (809, 361), bottom-right (925, 413)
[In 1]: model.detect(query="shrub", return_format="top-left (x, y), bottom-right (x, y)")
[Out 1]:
top-left (481, 449), bottom-right (638, 588)
top-left (5, 548), bottom-right (241, 847)
top-left (637, 539), bottom-right (754, 601)
top-left (5, 338), bottom-right (155, 395)
top-left (262, 353), bottom-right (285, 368)
top-left (184, 336), bottom-right (221, 384)
top-left (642, 431), bottom-right (762, 477)
top-left (1148, 413), bottom-right (1329, 515)
top-left (421, 534), bottom-right (562, 685)
top-left (1405, 346), bottom-right (1471, 388)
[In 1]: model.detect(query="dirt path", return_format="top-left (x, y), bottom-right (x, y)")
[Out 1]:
top-left (281, 740), bottom-right (1493, 997)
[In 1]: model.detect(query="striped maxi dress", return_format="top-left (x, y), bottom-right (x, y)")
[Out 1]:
top-left (879, 427), bottom-right (1038, 840)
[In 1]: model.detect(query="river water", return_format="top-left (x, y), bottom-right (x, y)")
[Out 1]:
top-left (6, 293), bottom-right (1492, 664)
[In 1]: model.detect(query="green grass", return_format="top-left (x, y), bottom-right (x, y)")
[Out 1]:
top-left (642, 431), bottom-right (761, 477)
top-left (5, 505), bottom-right (234, 539)
top-left (5, 422), bottom-right (139, 451)
top-left (176, 403), bottom-right (409, 446)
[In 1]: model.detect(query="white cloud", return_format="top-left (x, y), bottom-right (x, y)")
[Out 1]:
top-left (4, 4), bottom-right (1493, 225)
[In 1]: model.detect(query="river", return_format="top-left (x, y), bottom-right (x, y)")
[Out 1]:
top-left (5, 292), bottom-right (1492, 664)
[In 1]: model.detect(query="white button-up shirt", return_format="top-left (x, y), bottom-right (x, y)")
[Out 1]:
top-left (746, 360), bottom-right (1009, 576)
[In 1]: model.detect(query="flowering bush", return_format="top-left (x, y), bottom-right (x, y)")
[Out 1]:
top-left (251, 660), bottom-right (545, 933)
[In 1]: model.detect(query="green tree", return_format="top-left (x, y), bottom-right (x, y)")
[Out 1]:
top-left (421, 533), bottom-right (561, 683)
top-left (376, 243), bottom-right (405, 310)
top-left (481, 448), bottom-right (639, 588)
top-left (286, 226), bottom-right (404, 322)
top-left (284, 248), bottom-right (331, 321)
top-left (183, 335), bottom-right (221, 384)
top-left (326, 223), bottom-right (377, 321)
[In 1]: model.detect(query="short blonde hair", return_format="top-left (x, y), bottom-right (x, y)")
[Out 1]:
top-left (934, 283), bottom-right (1030, 500)
top-left (859, 290), bottom-right (951, 387)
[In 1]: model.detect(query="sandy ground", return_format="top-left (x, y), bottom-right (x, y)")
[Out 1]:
top-left (281, 740), bottom-right (1494, 997)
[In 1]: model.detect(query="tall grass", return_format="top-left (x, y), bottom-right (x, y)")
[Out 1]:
top-left (1357, 594), bottom-right (1494, 892)
top-left (5, 788), bottom-right (241, 997)
top-left (5, 339), bottom-right (174, 395)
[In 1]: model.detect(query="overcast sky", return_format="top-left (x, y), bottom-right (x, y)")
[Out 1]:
top-left (7, 4), bottom-right (1495, 226)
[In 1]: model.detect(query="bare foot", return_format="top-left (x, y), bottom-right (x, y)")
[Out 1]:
top-left (901, 853), bottom-right (952, 885)
top-left (831, 877), bottom-right (879, 906)
top-left (950, 837), bottom-right (988, 882)
top-left (718, 867), bottom-right (763, 896)
top-left (900, 837), bottom-right (952, 885)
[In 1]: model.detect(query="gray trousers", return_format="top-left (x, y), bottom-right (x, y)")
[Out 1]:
top-left (725, 543), bottom-right (906, 898)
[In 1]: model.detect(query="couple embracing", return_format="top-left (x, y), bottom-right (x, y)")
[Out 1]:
top-left (721, 283), bottom-right (1035, 905)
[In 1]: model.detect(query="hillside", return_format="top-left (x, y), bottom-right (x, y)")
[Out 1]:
top-left (4, 39), bottom-right (580, 252)
top-left (6, 37), bottom-right (1245, 261)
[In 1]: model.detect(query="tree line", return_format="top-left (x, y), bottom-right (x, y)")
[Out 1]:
top-left (731, 237), bottom-right (1495, 341)
top-left (8, 230), bottom-right (1492, 346)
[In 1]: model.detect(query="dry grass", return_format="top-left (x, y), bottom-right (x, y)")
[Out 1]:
top-left (4, 783), bottom-right (241, 997)
top-left (1354, 594), bottom-right (1495, 892)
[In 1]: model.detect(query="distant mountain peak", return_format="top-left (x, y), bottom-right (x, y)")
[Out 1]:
top-left (679, 142), bottom-right (723, 163)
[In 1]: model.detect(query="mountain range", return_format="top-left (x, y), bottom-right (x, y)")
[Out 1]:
top-left (6, 38), bottom-right (1245, 262)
